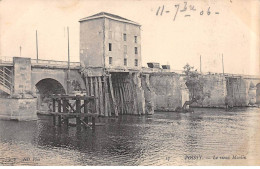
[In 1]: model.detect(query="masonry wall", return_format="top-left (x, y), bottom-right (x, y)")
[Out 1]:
top-left (13, 57), bottom-right (32, 94)
top-left (192, 74), bottom-right (227, 108)
top-left (80, 18), bottom-right (104, 68)
top-left (148, 72), bottom-right (188, 111)
top-left (226, 77), bottom-right (248, 106)
top-left (104, 18), bottom-right (141, 69)
top-left (0, 98), bottom-right (37, 121)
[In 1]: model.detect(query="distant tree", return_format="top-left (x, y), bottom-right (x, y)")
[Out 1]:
top-left (183, 63), bottom-right (204, 104)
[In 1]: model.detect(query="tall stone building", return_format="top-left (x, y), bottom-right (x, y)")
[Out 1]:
top-left (79, 12), bottom-right (141, 72)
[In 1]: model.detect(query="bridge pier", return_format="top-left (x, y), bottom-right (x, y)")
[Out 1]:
top-left (0, 57), bottom-right (37, 121)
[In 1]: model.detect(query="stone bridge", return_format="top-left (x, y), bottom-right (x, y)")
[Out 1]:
top-left (0, 57), bottom-right (260, 120)
top-left (0, 57), bottom-right (86, 120)
top-left (0, 57), bottom-right (85, 95)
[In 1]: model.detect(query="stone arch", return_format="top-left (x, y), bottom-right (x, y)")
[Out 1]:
top-left (256, 83), bottom-right (260, 105)
top-left (35, 78), bottom-right (66, 110)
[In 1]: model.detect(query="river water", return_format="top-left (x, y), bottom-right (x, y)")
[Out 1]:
top-left (0, 108), bottom-right (259, 166)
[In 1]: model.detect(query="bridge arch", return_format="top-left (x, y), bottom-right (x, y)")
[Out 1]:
top-left (35, 78), bottom-right (66, 110)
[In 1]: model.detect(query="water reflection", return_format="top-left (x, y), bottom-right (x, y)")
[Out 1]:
top-left (0, 108), bottom-right (259, 165)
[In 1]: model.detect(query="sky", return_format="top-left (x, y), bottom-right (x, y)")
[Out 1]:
top-left (0, 0), bottom-right (259, 75)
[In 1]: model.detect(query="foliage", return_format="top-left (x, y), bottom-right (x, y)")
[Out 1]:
top-left (183, 63), bottom-right (203, 101)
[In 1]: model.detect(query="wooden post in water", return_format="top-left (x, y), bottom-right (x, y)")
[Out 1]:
top-left (104, 76), bottom-right (109, 116)
top-left (52, 99), bottom-right (56, 112)
top-left (76, 97), bottom-right (81, 129)
top-left (98, 76), bottom-right (104, 116)
top-left (90, 77), bottom-right (94, 96)
top-left (94, 77), bottom-right (99, 115)
top-left (85, 77), bottom-right (89, 95)
top-left (83, 100), bottom-right (88, 126)
top-left (131, 73), bottom-right (138, 115)
top-left (89, 77), bottom-right (94, 115)
top-left (92, 116), bottom-right (95, 129)
top-left (125, 76), bottom-right (133, 114)
top-left (109, 75), bottom-right (118, 116)
top-left (117, 75), bottom-right (124, 114)
top-left (58, 99), bottom-right (62, 126)
top-left (63, 99), bottom-right (69, 126)
top-left (121, 77), bottom-right (128, 114)
top-left (52, 99), bottom-right (56, 126)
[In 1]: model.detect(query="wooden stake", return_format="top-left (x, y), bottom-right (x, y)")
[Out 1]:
top-left (52, 99), bottom-right (56, 112)
top-left (104, 76), bottom-right (109, 116)
top-left (76, 98), bottom-right (81, 128)
top-left (92, 117), bottom-right (95, 128)
top-left (63, 99), bottom-right (69, 126)
top-left (58, 99), bottom-right (62, 126)
top-left (83, 100), bottom-right (88, 125)
top-left (85, 77), bottom-right (89, 95)
top-left (53, 115), bottom-right (56, 126)
top-left (98, 76), bottom-right (104, 116)
top-left (121, 78), bottom-right (129, 114)
top-left (125, 77), bottom-right (133, 114)
top-left (94, 77), bottom-right (100, 115)
top-left (89, 77), bottom-right (94, 114)
top-left (118, 76), bottom-right (125, 114)
top-left (109, 74), bottom-right (118, 116)
top-left (90, 77), bottom-right (94, 96)
top-left (130, 73), bottom-right (138, 114)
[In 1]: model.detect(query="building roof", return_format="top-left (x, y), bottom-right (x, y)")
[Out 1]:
top-left (79, 12), bottom-right (141, 26)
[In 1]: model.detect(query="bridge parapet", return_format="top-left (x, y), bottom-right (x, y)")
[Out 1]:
top-left (31, 59), bottom-right (80, 69)
top-left (1, 57), bottom-right (81, 69)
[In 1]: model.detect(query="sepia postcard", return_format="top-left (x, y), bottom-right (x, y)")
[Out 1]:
top-left (0, 0), bottom-right (259, 166)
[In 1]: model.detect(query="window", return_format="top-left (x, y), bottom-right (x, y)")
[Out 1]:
top-left (109, 57), bottom-right (112, 65)
top-left (123, 33), bottom-right (127, 41)
top-left (124, 58), bottom-right (127, 66)
top-left (134, 36), bottom-right (137, 43)
top-left (109, 43), bottom-right (112, 51)
top-left (135, 59), bottom-right (138, 66)
top-left (124, 45), bottom-right (127, 54)
top-left (134, 47), bottom-right (138, 54)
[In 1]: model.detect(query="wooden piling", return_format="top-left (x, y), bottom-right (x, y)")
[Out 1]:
top-left (94, 77), bottom-right (100, 115)
top-left (58, 99), bottom-right (62, 126)
top-left (76, 97), bottom-right (81, 128)
top-left (118, 77), bottom-right (125, 114)
top-left (90, 77), bottom-right (94, 96)
top-left (52, 99), bottom-right (56, 126)
top-left (104, 76), bottom-right (109, 116)
top-left (83, 100), bottom-right (89, 125)
top-left (92, 117), bottom-right (95, 128)
top-left (109, 74), bottom-right (118, 116)
top-left (63, 99), bottom-right (69, 126)
top-left (52, 99), bottom-right (56, 112)
top-left (53, 114), bottom-right (56, 126)
top-left (85, 77), bottom-right (89, 95)
top-left (48, 95), bottom-right (97, 130)
top-left (98, 76), bottom-right (104, 116)
top-left (130, 73), bottom-right (138, 115)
